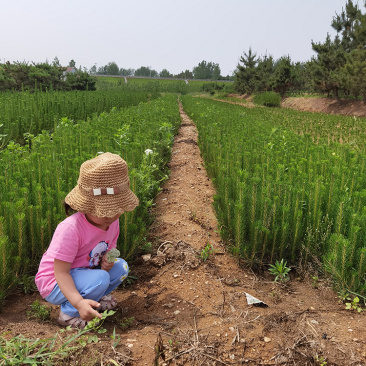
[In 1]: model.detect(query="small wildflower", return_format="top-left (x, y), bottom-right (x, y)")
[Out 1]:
top-left (144, 149), bottom-right (153, 155)
top-left (332, 152), bottom-right (336, 156)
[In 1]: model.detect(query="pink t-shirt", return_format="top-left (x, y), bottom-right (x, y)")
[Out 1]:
top-left (35, 212), bottom-right (120, 298)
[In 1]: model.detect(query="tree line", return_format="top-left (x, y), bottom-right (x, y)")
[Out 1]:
top-left (0, 58), bottom-right (96, 92)
top-left (92, 60), bottom-right (229, 80)
top-left (235, 0), bottom-right (366, 102)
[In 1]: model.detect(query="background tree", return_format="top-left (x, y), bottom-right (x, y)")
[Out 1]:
top-left (212, 64), bottom-right (221, 80)
top-left (255, 55), bottom-right (275, 92)
top-left (68, 59), bottom-right (76, 67)
top-left (97, 65), bottom-right (107, 75)
top-left (106, 62), bottom-right (119, 75)
top-left (89, 64), bottom-right (97, 74)
top-left (65, 71), bottom-right (96, 91)
top-left (52, 57), bottom-right (61, 67)
top-left (331, 0), bottom-right (363, 51)
top-left (175, 70), bottom-right (193, 79)
top-left (159, 68), bottom-right (172, 78)
top-left (234, 48), bottom-right (258, 94)
top-left (119, 68), bottom-right (134, 76)
top-left (192, 60), bottom-right (220, 79)
top-left (311, 34), bottom-right (346, 101)
top-left (341, 47), bottom-right (366, 102)
top-left (271, 56), bottom-right (294, 97)
top-left (134, 66), bottom-right (157, 77)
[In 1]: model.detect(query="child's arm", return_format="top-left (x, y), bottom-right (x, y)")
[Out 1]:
top-left (54, 259), bottom-right (102, 321)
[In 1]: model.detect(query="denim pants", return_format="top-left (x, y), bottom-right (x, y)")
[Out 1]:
top-left (45, 258), bottom-right (128, 317)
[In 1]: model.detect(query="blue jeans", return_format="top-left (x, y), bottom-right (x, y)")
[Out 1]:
top-left (45, 258), bottom-right (129, 317)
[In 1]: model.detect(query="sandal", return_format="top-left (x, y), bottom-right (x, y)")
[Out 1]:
top-left (97, 294), bottom-right (118, 312)
top-left (57, 310), bottom-right (88, 329)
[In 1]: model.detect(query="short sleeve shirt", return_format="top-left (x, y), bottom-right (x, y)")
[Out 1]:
top-left (35, 212), bottom-right (120, 298)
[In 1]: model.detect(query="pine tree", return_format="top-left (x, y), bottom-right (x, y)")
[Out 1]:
top-left (234, 48), bottom-right (258, 94)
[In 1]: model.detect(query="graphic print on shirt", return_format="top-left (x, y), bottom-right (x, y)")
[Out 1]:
top-left (88, 241), bottom-right (108, 267)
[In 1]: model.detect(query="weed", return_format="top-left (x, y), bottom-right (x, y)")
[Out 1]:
top-left (345, 296), bottom-right (363, 313)
top-left (315, 355), bottom-right (328, 366)
top-left (110, 327), bottom-right (121, 348)
top-left (122, 274), bottom-right (138, 288)
top-left (120, 316), bottom-right (135, 331)
top-left (0, 310), bottom-right (115, 365)
top-left (17, 275), bottom-right (37, 294)
top-left (27, 300), bottom-right (51, 321)
top-left (268, 259), bottom-right (291, 283)
top-left (338, 291), bottom-right (364, 313)
top-left (311, 276), bottom-right (319, 289)
top-left (200, 243), bottom-right (215, 262)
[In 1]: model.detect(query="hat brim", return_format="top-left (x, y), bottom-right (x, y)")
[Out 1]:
top-left (65, 185), bottom-right (139, 218)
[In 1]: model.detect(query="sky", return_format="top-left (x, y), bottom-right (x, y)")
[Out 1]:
top-left (1, 0), bottom-right (351, 76)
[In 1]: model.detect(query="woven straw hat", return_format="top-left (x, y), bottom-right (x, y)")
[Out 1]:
top-left (65, 153), bottom-right (139, 218)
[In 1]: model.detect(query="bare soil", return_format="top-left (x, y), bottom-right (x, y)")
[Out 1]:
top-left (1, 98), bottom-right (366, 366)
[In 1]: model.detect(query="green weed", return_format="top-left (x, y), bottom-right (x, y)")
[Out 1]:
top-left (0, 310), bottom-right (115, 365)
top-left (200, 243), bottom-right (215, 262)
top-left (27, 300), bottom-right (51, 321)
top-left (268, 259), bottom-right (291, 283)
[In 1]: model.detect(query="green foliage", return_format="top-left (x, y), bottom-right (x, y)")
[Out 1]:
top-left (0, 61), bottom-right (96, 92)
top-left (0, 310), bottom-right (115, 365)
top-left (268, 259), bottom-right (291, 282)
top-left (234, 48), bottom-right (258, 94)
top-left (200, 243), bottom-right (215, 262)
top-left (0, 89), bottom-right (155, 144)
top-left (192, 60), bottom-right (221, 80)
top-left (0, 94), bottom-right (181, 304)
top-left (119, 317), bottom-right (135, 331)
top-left (345, 296), bottom-right (363, 313)
top-left (181, 96), bottom-right (366, 295)
top-left (253, 92), bottom-right (282, 107)
top-left (27, 300), bottom-right (51, 321)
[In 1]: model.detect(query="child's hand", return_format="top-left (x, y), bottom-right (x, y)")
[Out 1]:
top-left (76, 299), bottom-right (102, 321)
top-left (101, 253), bottom-right (115, 271)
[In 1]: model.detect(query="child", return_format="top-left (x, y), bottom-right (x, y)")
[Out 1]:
top-left (35, 152), bottom-right (139, 329)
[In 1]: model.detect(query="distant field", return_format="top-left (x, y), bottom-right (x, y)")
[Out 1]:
top-left (95, 76), bottom-right (234, 94)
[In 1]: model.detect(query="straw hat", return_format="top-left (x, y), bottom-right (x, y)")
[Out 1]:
top-left (65, 153), bottom-right (139, 218)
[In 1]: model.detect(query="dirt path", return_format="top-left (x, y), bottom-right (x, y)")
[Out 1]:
top-left (1, 101), bottom-right (366, 365)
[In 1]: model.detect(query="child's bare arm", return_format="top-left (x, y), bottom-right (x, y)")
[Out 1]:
top-left (54, 259), bottom-right (102, 321)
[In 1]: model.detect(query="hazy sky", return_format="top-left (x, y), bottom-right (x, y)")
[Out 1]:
top-left (1, 0), bottom-right (349, 76)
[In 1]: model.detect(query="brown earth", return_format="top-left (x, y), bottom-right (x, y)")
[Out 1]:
top-left (1, 98), bottom-right (366, 366)
top-left (227, 94), bottom-right (366, 118)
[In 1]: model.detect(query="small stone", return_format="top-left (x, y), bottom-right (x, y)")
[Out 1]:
top-left (174, 310), bottom-right (181, 315)
top-left (310, 319), bottom-right (319, 325)
top-left (264, 337), bottom-right (271, 343)
top-left (173, 274), bottom-right (179, 278)
top-left (142, 254), bottom-right (151, 262)
top-left (229, 327), bottom-right (235, 332)
top-left (230, 354), bottom-right (235, 360)
top-left (127, 344), bottom-right (134, 348)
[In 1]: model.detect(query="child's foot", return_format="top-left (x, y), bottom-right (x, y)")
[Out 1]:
top-left (97, 294), bottom-right (118, 311)
top-left (57, 310), bottom-right (88, 329)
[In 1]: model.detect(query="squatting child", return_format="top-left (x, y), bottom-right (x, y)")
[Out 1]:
top-left (35, 152), bottom-right (139, 328)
